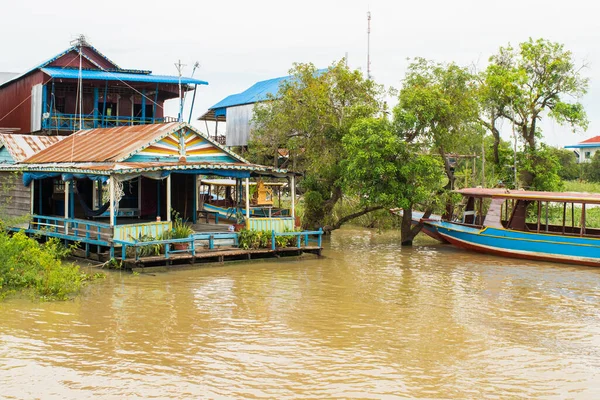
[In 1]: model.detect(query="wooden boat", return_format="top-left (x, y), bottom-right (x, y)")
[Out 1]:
top-left (422, 188), bottom-right (600, 267)
top-left (199, 179), bottom-right (290, 222)
top-left (390, 208), bottom-right (446, 242)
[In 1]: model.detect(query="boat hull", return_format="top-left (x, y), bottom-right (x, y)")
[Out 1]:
top-left (424, 220), bottom-right (600, 267)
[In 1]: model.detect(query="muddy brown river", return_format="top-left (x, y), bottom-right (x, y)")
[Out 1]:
top-left (1, 227), bottom-right (600, 399)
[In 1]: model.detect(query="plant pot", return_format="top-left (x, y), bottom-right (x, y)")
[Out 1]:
top-left (173, 243), bottom-right (189, 251)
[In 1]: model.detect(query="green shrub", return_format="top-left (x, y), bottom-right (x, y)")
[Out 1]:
top-left (0, 231), bottom-right (92, 300)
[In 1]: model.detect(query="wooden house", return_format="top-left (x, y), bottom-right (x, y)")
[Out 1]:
top-left (0, 122), bottom-right (300, 259)
top-left (0, 37), bottom-right (206, 135)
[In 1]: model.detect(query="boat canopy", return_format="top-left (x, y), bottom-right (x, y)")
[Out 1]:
top-left (455, 188), bottom-right (600, 205)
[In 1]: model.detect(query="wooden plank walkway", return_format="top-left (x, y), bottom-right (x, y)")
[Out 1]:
top-left (119, 246), bottom-right (323, 268)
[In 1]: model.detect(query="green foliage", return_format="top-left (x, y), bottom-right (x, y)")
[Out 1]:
top-left (485, 38), bottom-right (588, 151)
top-left (170, 210), bottom-right (194, 239)
top-left (128, 234), bottom-right (161, 258)
top-left (518, 145), bottom-right (564, 191)
top-left (549, 147), bottom-right (581, 181)
top-left (249, 60), bottom-right (386, 227)
top-left (0, 231), bottom-right (89, 300)
top-left (342, 117), bottom-right (445, 210)
top-left (583, 152), bottom-right (600, 182)
top-left (237, 229), bottom-right (272, 250)
top-left (303, 191), bottom-right (325, 229)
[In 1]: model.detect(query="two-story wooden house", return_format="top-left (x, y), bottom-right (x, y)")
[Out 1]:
top-left (0, 37), bottom-right (206, 135)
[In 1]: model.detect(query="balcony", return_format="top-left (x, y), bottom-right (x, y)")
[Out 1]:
top-left (41, 113), bottom-right (175, 131)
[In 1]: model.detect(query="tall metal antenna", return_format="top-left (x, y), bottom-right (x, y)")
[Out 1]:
top-left (174, 59), bottom-right (186, 122)
top-left (367, 10), bottom-right (372, 79)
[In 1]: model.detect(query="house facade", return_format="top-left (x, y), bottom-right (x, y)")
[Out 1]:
top-left (564, 136), bottom-right (600, 163)
top-left (0, 37), bottom-right (206, 135)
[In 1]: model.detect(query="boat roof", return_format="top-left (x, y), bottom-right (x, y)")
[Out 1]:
top-left (456, 188), bottom-right (600, 204)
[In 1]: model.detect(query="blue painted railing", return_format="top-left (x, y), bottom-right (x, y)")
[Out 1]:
top-left (269, 228), bottom-right (323, 250)
top-left (113, 232), bottom-right (240, 261)
top-left (29, 215), bottom-right (113, 257)
top-left (42, 113), bottom-right (165, 130)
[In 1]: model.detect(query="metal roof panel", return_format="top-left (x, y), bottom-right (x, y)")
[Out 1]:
top-left (0, 134), bottom-right (65, 162)
top-left (41, 67), bottom-right (208, 85)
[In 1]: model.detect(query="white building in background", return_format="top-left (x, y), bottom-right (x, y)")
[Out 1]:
top-left (564, 136), bottom-right (600, 163)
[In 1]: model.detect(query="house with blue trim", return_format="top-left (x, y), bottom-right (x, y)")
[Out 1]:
top-left (564, 136), bottom-right (600, 163)
top-left (0, 122), bottom-right (299, 260)
top-left (0, 37), bottom-right (206, 135)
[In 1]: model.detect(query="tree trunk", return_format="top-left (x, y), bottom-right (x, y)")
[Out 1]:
top-left (328, 205), bottom-right (384, 231)
top-left (400, 208), bottom-right (433, 246)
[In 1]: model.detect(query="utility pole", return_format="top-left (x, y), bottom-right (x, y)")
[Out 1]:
top-left (367, 11), bottom-right (371, 79)
top-left (174, 59), bottom-right (186, 122)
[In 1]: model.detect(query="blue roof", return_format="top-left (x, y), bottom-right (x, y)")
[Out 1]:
top-left (210, 75), bottom-right (290, 110)
top-left (209, 68), bottom-right (327, 110)
top-left (41, 67), bottom-right (208, 85)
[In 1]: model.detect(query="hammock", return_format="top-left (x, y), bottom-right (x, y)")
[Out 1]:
top-left (76, 180), bottom-right (111, 217)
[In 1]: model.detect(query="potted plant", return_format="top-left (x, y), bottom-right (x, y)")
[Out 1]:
top-left (170, 211), bottom-right (194, 250)
top-left (233, 208), bottom-right (246, 231)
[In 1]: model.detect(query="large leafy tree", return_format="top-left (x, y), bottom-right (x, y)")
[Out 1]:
top-left (393, 58), bottom-right (480, 193)
top-left (484, 38), bottom-right (588, 187)
top-left (342, 118), bottom-right (444, 244)
top-left (249, 61), bottom-right (386, 229)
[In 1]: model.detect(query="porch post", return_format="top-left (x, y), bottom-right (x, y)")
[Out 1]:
top-left (64, 180), bottom-right (70, 234)
top-left (290, 174), bottom-right (296, 220)
top-left (30, 179), bottom-right (35, 215)
top-left (166, 174), bottom-right (172, 222)
top-left (152, 83), bottom-right (159, 123)
top-left (141, 89), bottom-right (146, 122)
top-left (93, 87), bottom-right (99, 128)
top-left (192, 174), bottom-right (198, 223)
top-left (109, 175), bottom-right (115, 227)
top-left (245, 177), bottom-right (250, 228)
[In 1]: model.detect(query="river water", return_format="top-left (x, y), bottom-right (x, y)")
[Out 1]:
top-left (1, 227), bottom-right (600, 399)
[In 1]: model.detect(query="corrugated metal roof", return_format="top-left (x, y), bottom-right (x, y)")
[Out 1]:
top-left (41, 67), bottom-right (208, 86)
top-left (25, 123), bottom-right (182, 163)
top-left (3, 161), bottom-right (289, 176)
top-left (208, 75), bottom-right (289, 110)
top-left (0, 134), bottom-right (65, 162)
top-left (23, 123), bottom-right (246, 164)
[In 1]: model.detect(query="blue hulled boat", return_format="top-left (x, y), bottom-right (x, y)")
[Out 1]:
top-left (423, 188), bottom-right (600, 267)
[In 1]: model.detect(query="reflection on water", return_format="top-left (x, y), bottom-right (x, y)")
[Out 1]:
top-left (2, 227), bottom-right (600, 398)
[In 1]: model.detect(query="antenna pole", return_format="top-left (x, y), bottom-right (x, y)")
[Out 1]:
top-left (174, 59), bottom-right (186, 122)
top-left (367, 11), bottom-right (371, 79)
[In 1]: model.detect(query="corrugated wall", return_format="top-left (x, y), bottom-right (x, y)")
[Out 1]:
top-left (225, 104), bottom-right (255, 146)
top-left (0, 71), bottom-right (45, 133)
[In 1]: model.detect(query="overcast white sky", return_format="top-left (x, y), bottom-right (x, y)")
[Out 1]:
top-left (1, 0), bottom-right (598, 146)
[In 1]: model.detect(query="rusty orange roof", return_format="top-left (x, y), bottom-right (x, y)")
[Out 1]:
top-left (0, 134), bottom-right (65, 162)
top-left (24, 123), bottom-right (182, 163)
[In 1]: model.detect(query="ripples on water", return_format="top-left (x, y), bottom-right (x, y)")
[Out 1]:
top-left (2, 227), bottom-right (600, 399)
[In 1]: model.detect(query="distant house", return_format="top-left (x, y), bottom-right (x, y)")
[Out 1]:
top-left (564, 136), bottom-right (600, 163)
top-left (198, 70), bottom-right (325, 147)
top-left (0, 37), bottom-right (207, 135)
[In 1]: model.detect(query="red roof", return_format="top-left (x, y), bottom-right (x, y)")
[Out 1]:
top-left (580, 135), bottom-right (600, 144)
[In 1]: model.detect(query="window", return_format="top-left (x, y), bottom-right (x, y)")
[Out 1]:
top-left (585, 151), bottom-right (591, 159)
